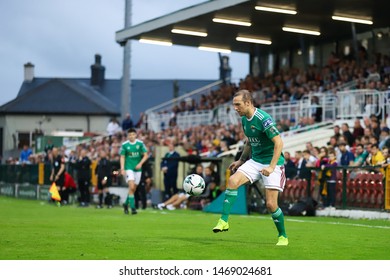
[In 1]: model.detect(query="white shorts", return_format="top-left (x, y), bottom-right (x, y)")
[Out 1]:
top-left (237, 159), bottom-right (286, 192)
top-left (178, 192), bottom-right (190, 199)
top-left (125, 170), bottom-right (142, 185)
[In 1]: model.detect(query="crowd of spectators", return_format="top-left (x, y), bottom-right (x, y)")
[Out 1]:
top-left (163, 51), bottom-right (390, 122)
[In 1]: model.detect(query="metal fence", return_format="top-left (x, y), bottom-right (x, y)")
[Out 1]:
top-left (145, 89), bottom-right (390, 132)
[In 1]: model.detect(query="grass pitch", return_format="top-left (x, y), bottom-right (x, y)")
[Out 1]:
top-left (1, 196), bottom-right (389, 260)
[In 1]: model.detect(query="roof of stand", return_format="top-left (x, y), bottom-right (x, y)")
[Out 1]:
top-left (116, 0), bottom-right (390, 54)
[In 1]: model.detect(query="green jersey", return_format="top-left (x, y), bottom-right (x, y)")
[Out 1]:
top-left (120, 140), bottom-right (147, 171)
top-left (241, 108), bottom-right (284, 165)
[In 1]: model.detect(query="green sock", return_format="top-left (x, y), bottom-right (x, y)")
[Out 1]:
top-left (271, 208), bottom-right (287, 238)
top-left (221, 189), bottom-right (238, 222)
top-left (128, 195), bottom-right (135, 209)
top-left (125, 196), bottom-right (130, 206)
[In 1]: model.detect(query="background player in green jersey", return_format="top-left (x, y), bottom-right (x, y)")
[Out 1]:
top-left (120, 128), bottom-right (148, 215)
top-left (213, 90), bottom-right (288, 246)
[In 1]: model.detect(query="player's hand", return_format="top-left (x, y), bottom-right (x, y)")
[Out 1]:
top-left (229, 160), bottom-right (243, 173)
top-left (120, 169), bottom-right (126, 176)
top-left (135, 163), bottom-right (142, 170)
top-left (260, 166), bottom-right (274, 177)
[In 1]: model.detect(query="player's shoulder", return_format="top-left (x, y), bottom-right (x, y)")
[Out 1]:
top-left (121, 140), bottom-right (130, 146)
top-left (252, 108), bottom-right (270, 122)
top-left (254, 108), bottom-right (271, 119)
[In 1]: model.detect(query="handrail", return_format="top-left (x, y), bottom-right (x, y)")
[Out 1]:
top-left (145, 79), bottom-right (225, 114)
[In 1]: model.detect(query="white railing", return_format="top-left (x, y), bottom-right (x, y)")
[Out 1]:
top-left (145, 89), bottom-right (390, 132)
top-left (261, 102), bottom-right (300, 123)
top-left (335, 89), bottom-right (384, 119)
top-left (145, 80), bottom-right (225, 131)
top-left (144, 79), bottom-right (224, 114)
top-left (299, 92), bottom-right (337, 121)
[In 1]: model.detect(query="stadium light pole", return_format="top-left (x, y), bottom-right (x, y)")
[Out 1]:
top-left (121, 0), bottom-right (132, 121)
top-left (351, 22), bottom-right (360, 66)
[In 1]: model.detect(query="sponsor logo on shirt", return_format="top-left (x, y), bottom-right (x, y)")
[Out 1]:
top-left (262, 119), bottom-right (273, 128)
top-left (250, 125), bottom-right (256, 132)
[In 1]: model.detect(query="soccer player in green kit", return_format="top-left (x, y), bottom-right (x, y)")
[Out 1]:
top-left (212, 90), bottom-right (288, 246)
top-left (120, 128), bottom-right (148, 215)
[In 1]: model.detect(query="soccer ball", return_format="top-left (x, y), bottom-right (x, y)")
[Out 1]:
top-left (183, 174), bottom-right (206, 196)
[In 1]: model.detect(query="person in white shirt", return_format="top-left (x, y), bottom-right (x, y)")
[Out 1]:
top-left (106, 118), bottom-right (121, 137)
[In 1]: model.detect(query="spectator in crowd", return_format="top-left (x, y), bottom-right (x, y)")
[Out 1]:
top-left (379, 127), bottom-right (390, 150)
top-left (44, 139), bottom-right (54, 155)
top-left (380, 147), bottom-right (390, 170)
top-left (207, 143), bottom-right (222, 157)
top-left (321, 150), bottom-right (338, 209)
top-left (294, 151), bottom-right (307, 180)
top-left (221, 129), bottom-right (236, 147)
top-left (371, 118), bottom-right (381, 139)
top-left (201, 165), bottom-right (223, 207)
top-left (305, 142), bottom-right (316, 157)
top-left (352, 119), bottom-right (364, 140)
top-left (332, 125), bottom-right (341, 142)
top-left (135, 156), bottom-right (152, 210)
top-left (312, 146), bottom-right (321, 159)
top-left (106, 117), bottom-right (121, 137)
top-left (338, 142), bottom-right (355, 166)
top-left (121, 113), bottom-right (134, 131)
top-left (369, 135), bottom-right (379, 146)
top-left (303, 149), bottom-right (317, 167)
top-left (313, 147), bottom-right (328, 203)
top-left (327, 136), bottom-right (338, 150)
top-left (341, 123), bottom-right (354, 147)
top-left (19, 144), bottom-right (33, 164)
top-left (311, 96), bottom-right (322, 122)
top-left (61, 172), bottom-right (77, 205)
top-left (135, 112), bottom-right (146, 129)
top-left (49, 147), bottom-right (66, 203)
top-left (367, 144), bottom-right (385, 174)
top-left (160, 143), bottom-right (180, 200)
top-left (75, 148), bottom-right (92, 207)
top-left (95, 150), bottom-right (112, 209)
top-left (190, 163), bottom-right (204, 177)
top-left (351, 144), bottom-right (369, 166)
top-left (284, 151), bottom-right (296, 179)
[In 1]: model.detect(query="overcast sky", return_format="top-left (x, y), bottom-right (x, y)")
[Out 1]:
top-left (0, 0), bottom-right (249, 106)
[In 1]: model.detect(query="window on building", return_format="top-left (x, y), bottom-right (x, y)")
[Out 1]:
top-left (17, 132), bottom-right (30, 149)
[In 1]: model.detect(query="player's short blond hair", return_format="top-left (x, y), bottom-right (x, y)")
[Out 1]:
top-left (233, 90), bottom-right (253, 104)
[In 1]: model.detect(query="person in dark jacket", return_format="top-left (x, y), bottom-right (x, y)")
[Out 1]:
top-left (160, 143), bottom-right (180, 200)
top-left (135, 158), bottom-right (152, 210)
top-left (121, 113), bottom-right (134, 131)
top-left (284, 151), bottom-right (296, 179)
top-left (49, 147), bottom-right (66, 203)
top-left (95, 150), bottom-right (112, 208)
top-left (75, 148), bottom-right (92, 207)
top-left (321, 150), bottom-right (338, 209)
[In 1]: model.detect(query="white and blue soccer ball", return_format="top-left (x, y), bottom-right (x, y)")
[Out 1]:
top-left (183, 174), bottom-right (205, 196)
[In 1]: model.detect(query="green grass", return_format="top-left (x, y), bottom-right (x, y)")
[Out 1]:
top-left (1, 196), bottom-right (390, 260)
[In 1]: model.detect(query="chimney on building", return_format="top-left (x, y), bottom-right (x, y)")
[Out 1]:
top-left (90, 54), bottom-right (105, 87)
top-left (24, 62), bottom-right (35, 82)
